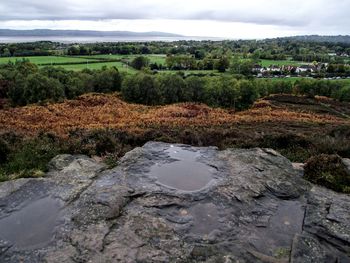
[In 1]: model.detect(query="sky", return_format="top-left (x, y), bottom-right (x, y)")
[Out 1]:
top-left (0, 0), bottom-right (349, 39)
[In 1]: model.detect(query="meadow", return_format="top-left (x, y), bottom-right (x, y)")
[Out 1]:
top-left (260, 59), bottom-right (304, 67)
top-left (0, 56), bottom-right (89, 65)
top-left (0, 54), bottom-right (166, 72)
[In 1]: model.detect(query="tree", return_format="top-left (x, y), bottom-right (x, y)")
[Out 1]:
top-left (2, 48), bottom-right (11, 57)
top-left (68, 45), bottom-right (80, 56)
top-left (230, 58), bottom-right (254, 75)
top-left (66, 76), bottom-right (92, 99)
top-left (131, 56), bottom-right (150, 70)
top-left (158, 74), bottom-right (186, 103)
top-left (220, 76), bottom-right (239, 108)
top-left (338, 86), bottom-right (350, 102)
top-left (122, 73), bottom-right (161, 105)
top-left (7, 74), bottom-right (27, 105)
top-left (93, 68), bottom-right (121, 93)
top-left (214, 56), bottom-right (230, 72)
top-left (23, 73), bottom-right (65, 104)
top-left (238, 80), bottom-right (259, 109)
top-left (185, 76), bottom-right (206, 102)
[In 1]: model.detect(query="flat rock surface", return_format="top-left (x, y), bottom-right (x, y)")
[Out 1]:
top-left (0, 142), bottom-right (349, 262)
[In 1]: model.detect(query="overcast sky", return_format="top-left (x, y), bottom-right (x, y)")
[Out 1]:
top-left (0, 0), bottom-right (349, 38)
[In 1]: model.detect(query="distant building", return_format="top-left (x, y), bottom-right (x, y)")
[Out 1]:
top-left (296, 65), bottom-right (314, 73)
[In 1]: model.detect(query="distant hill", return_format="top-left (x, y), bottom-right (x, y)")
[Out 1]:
top-left (277, 35), bottom-right (350, 44)
top-left (0, 29), bottom-right (183, 38)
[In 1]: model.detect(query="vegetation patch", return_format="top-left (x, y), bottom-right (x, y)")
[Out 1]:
top-left (304, 154), bottom-right (350, 193)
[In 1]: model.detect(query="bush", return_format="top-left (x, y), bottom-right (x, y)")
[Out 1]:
top-left (259, 134), bottom-right (314, 162)
top-left (3, 136), bottom-right (62, 178)
top-left (122, 73), bottom-right (161, 105)
top-left (0, 139), bottom-right (9, 164)
top-left (338, 86), bottom-right (350, 102)
top-left (159, 74), bottom-right (187, 104)
top-left (304, 154), bottom-right (350, 193)
top-left (131, 56), bottom-right (150, 70)
top-left (93, 68), bottom-right (122, 93)
top-left (24, 73), bottom-right (65, 104)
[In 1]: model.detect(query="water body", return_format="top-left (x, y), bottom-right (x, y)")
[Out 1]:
top-left (0, 196), bottom-right (63, 250)
top-left (0, 36), bottom-right (223, 44)
top-left (149, 146), bottom-right (215, 192)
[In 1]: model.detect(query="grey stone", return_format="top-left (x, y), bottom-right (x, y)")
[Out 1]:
top-left (0, 142), bottom-right (348, 262)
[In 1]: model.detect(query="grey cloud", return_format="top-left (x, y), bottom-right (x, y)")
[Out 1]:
top-left (0, 0), bottom-right (349, 31)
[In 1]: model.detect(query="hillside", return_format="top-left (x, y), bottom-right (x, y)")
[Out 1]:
top-left (0, 93), bottom-right (348, 137)
top-left (278, 35), bottom-right (350, 44)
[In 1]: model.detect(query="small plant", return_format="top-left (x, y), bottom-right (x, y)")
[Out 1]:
top-left (3, 136), bottom-right (62, 179)
top-left (304, 154), bottom-right (350, 193)
top-left (0, 139), bottom-right (9, 164)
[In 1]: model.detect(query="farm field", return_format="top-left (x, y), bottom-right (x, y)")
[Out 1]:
top-left (48, 61), bottom-right (138, 72)
top-left (0, 54), bottom-right (166, 71)
top-left (261, 77), bottom-right (350, 84)
top-left (0, 56), bottom-right (89, 65)
top-left (260, 59), bottom-right (305, 67)
top-left (82, 54), bottom-right (167, 65)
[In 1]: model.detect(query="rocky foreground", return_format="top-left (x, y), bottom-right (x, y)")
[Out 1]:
top-left (0, 142), bottom-right (349, 262)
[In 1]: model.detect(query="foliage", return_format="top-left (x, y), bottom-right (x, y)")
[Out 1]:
top-left (0, 139), bottom-right (9, 164)
top-left (92, 67), bottom-right (122, 93)
top-left (1, 135), bottom-right (62, 179)
top-left (131, 56), bottom-right (150, 70)
top-left (304, 154), bottom-right (350, 193)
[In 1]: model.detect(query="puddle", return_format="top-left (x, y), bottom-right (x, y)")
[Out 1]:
top-left (250, 200), bottom-right (305, 256)
top-left (0, 196), bottom-right (64, 250)
top-left (190, 203), bottom-right (220, 235)
top-left (149, 146), bottom-right (215, 191)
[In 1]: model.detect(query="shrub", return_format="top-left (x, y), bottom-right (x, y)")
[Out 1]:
top-left (93, 68), bottom-right (122, 93)
top-left (304, 154), bottom-right (350, 193)
top-left (131, 56), bottom-right (150, 70)
top-left (0, 139), bottom-right (9, 164)
top-left (24, 73), bottom-right (65, 104)
top-left (122, 73), bottom-right (161, 105)
top-left (338, 86), bottom-right (350, 102)
top-left (3, 136), bottom-right (62, 178)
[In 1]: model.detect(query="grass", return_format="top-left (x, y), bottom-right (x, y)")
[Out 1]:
top-left (158, 70), bottom-right (219, 75)
top-left (0, 56), bottom-right (89, 65)
top-left (260, 59), bottom-right (304, 67)
top-left (45, 61), bottom-right (138, 73)
top-left (80, 54), bottom-right (167, 65)
top-left (0, 54), bottom-right (166, 72)
top-left (260, 77), bottom-right (350, 84)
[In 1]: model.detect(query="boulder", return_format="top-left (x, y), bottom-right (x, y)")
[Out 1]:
top-left (0, 142), bottom-right (348, 262)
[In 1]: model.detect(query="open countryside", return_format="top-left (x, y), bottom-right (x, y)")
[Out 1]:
top-left (0, 0), bottom-right (350, 261)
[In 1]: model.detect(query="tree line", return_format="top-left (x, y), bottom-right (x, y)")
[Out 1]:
top-left (0, 61), bottom-right (349, 109)
top-left (2, 38), bottom-right (350, 64)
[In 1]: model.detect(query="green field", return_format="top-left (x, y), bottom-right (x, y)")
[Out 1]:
top-left (260, 59), bottom-right (304, 67)
top-left (0, 54), bottom-right (166, 71)
top-left (158, 69), bottom-right (219, 75)
top-left (81, 54), bottom-right (167, 65)
top-left (47, 61), bottom-right (137, 73)
top-left (0, 56), bottom-right (89, 65)
top-left (261, 77), bottom-right (350, 84)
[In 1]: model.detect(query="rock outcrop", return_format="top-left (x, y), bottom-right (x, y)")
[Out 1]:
top-left (0, 142), bottom-right (349, 262)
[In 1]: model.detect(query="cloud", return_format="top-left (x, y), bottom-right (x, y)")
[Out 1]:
top-left (0, 0), bottom-right (349, 37)
top-left (0, 0), bottom-right (349, 26)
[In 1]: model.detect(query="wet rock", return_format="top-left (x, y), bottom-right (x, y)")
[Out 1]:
top-left (0, 142), bottom-right (348, 262)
